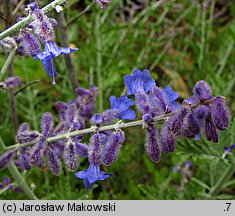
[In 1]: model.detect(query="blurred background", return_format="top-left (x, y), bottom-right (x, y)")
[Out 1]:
top-left (0, 0), bottom-right (235, 199)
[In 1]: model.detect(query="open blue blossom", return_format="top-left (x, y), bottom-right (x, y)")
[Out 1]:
top-left (163, 86), bottom-right (180, 112)
top-left (75, 164), bottom-right (112, 189)
top-left (222, 144), bottom-right (235, 159)
top-left (34, 42), bottom-right (78, 84)
top-left (110, 95), bottom-right (136, 120)
top-left (34, 41), bottom-right (78, 60)
top-left (124, 69), bottom-right (155, 95)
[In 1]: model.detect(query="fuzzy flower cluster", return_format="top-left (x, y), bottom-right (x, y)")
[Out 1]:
top-left (15, 2), bottom-right (78, 84)
top-left (0, 69), bottom-right (231, 190)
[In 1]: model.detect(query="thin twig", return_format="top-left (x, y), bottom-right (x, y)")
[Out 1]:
top-left (14, 80), bottom-right (41, 96)
top-left (95, 13), bottom-right (103, 112)
top-left (12, 0), bottom-right (26, 17)
top-left (66, 1), bottom-right (96, 28)
top-left (0, 47), bottom-right (17, 80)
top-left (2, 96), bottom-right (220, 152)
top-left (0, 0), bottom-right (69, 41)
top-left (56, 12), bottom-right (78, 92)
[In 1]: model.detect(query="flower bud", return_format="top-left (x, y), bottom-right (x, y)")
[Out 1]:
top-left (181, 111), bottom-right (200, 138)
top-left (149, 86), bottom-right (167, 114)
top-left (41, 112), bottom-right (54, 136)
top-left (20, 30), bottom-right (41, 57)
top-left (3, 76), bottom-right (22, 89)
top-left (145, 124), bottom-right (161, 163)
top-left (195, 105), bottom-right (209, 120)
top-left (205, 114), bottom-right (219, 143)
top-left (19, 153), bottom-right (32, 170)
top-left (193, 80), bottom-right (212, 101)
top-left (135, 90), bottom-right (151, 114)
top-left (16, 131), bottom-right (39, 144)
top-left (160, 122), bottom-right (176, 153)
top-left (46, 148), bottom-right (61, 175)
top-left (0, 151), bottom-right (15, 170)
top-left (65, 103), bottom-right (78, 127)
top-left (75, 142), bottom-right (88, 157)
top-left (63, 141), bottom-right (79, 171)
top-left (88, 133), bottom-right (103, 166)
top-left (17, 122), bottom-right (30, 134)
top-left (168, 107), bottom-right (188, 135)
top-left (211, 96), bottom-right (231, 130)
top-left (102, 130), bottom-right (125, 166)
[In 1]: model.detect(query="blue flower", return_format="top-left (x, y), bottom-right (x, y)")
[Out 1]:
top-left (222, 144), bottom-right (235, 159)
top-left (75, 164), bottom-right (112, 190)
top-left (110, 95), bottom-right (136, 120)
top-left (34, 41), bottom-right (78, 84)
top-left (124, 69), bottom-right (155, 95)
top-left (163, 86), bottom-right (180, 112)
top-left (41, 58), bottom-right (57, 85)
top-left (34, 41), bottom-right (78, 60)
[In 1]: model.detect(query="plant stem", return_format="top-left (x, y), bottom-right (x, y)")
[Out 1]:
top-left (209, 163), bottom-right (235, 196)
top-left (14, 80), bottom-right (41, 96)
top-left (2, 96), bottom-right (220, 152)
top-left (0, 48), bottom-right (17, 80)
top-left (0, 0), bottom-right (69, 41)
top-left (95, 13), bottom-right (103, 112)
top-left (57, 12), bottom-right (78, 92)
top-left (0, 137), bottom-right (38, 199)
top-left (66, 1), bottom-right (96, 28)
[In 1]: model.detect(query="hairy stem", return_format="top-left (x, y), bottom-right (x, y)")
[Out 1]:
top-left (2, 96), bottom-right (220, 152)
top-left (57, 12), bottom-right (78, 92)
top-left (0, 0), bottom-right (69, 40)
top-left (0, 137), bottom-right (38, 200)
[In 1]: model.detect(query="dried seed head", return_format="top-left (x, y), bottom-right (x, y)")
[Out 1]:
top-left (211, 96), bottom-right (231, 130)
top-left (145, 124), bottom-right (161, 163)
top-left (102, 130), bottom-right (125, 166)
top-left (63, 141), bottom-right (79, 171)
